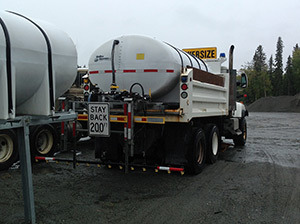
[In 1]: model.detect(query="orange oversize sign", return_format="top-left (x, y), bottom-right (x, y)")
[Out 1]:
top-left (182, 47), bottom-right (217, 59)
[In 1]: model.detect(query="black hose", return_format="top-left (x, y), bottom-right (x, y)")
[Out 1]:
top-left (199, 57), bottom-right (208, 72)
top-left (111, 40), bottom-right (119, 90)
top-left (0, 16), bottom-right (13, 114)
top-left (8, 11), bottom-right (56, 112)
top-left (180, 49), bottom-right (193, 67)
top-left (130, 83), bottom-right (145, 97)
top-left (164, 42), bottom-right (184, 73)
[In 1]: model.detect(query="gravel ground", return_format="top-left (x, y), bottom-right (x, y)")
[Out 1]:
top-left (0, 112), bottom-right (300, 224)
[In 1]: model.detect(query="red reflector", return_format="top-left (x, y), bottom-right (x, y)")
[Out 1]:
top-left (84, 85), bottom-right (89, 91)
top-left (166, 69), bottom-right (174, 73)
top-left (117, 117), bottom-right (125, 121)
top-left (105, 70), bottom-right (116, 73)
top-left (77, 115), bottom-right (87, 120)
top-left (181, 84), bottom-right (188, 90)
top-left (142, 118), bottom-right (147, 121)
top-left (169, 167), bottom-right (184, 172)
top-left (89, 71), bottom-right (99, 74)
top-left (123, 69), bottom-right (136, 73)
top-left (144, 69), bottom-right (158, 72)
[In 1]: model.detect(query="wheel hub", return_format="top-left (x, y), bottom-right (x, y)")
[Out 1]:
top-left (35, 129), bottom-right (53, 154)
top-left (212, 132), bottom-right (219, 155)
top-left (0, 135), bottom-right (14, 163)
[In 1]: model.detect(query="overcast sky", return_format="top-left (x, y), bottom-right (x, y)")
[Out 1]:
top-left (1, 0), bottom-right (299, 70)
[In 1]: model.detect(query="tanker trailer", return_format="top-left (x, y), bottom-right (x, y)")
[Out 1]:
top-left (87, 35), bottom-right (248, 174)
top-left (0, 11), bottom-right (77, 170)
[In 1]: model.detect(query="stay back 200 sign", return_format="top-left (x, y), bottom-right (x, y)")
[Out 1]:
top-left (88, 103), bottom-right (110, 137)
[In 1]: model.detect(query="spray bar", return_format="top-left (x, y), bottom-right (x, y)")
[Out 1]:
top-left (35, 156), bottom-right (185, 174)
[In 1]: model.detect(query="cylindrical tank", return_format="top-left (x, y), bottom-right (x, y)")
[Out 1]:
top-left (0, 11), bottom-right (77, 119)
top-left (88, 35), bottom-right (207, 101)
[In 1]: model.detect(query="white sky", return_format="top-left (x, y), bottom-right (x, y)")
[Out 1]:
top-left (1, 0), bottom-right (299, 70)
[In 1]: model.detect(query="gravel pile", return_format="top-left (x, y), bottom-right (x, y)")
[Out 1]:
top-left (247, 93), bottom-right (300, 112)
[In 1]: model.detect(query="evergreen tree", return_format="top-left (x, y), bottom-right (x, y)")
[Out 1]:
top-left (292, 44), bottom-right (300, 94)
top-left (243, 45), bottom-right (271, 103)
top-left (272, 37), bottom-right (284, 96)
top-left (253, 45), bottom-right (267, 72)
top-left (268, 55), bottom-right (274, 95)
top-left (283, 55), bottom-right (293, 95)
top-left (268, 55), bottom-right (274, 74)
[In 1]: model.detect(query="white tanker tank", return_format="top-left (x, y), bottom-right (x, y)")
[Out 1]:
top-left (88, 35), bottom-right (208, 102)
top-left (0, 11), bottom-right (77, 119)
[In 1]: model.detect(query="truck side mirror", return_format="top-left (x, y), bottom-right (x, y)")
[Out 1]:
top-left (240, 73), bottom-right (248, 88)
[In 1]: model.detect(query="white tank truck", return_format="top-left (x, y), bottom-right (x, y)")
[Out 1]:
top-left (87, 35), bottom-right (248, 174)
top-left (0, 11), bottom-right (77, 170)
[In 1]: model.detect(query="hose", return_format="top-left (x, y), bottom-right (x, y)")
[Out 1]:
top-left (111, 39), bottom-right (119, 90)
top-left (130, 83), bottom-right (145, 98)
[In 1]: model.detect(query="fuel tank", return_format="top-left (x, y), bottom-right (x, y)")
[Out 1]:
top-left (0, 11), bottom-right (77, 119)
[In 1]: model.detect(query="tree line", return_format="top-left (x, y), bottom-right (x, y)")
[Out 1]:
top-left (241, 37), bottom-right (300, 104)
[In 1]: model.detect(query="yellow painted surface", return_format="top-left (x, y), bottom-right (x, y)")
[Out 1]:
top-left (182, 47), bottom-right (217, 59)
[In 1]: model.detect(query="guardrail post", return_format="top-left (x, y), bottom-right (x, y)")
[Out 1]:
top-left (72, 121), bottom-right (77, 169)
top-left (17, 116), bottom-right (36, 224)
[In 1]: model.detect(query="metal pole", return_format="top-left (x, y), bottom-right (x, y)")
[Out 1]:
top-left (229, 45), bottom-right (236, 112)
top-left (18, 116), bottom-right (36, 224)
top-left (125, 102), bottom-right (131, 174)
top-left (73, 121), bottom-right (77, 169)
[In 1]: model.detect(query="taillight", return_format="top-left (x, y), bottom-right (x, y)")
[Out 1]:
top-left (181, 76), bottom-right (188, 82)
top-left (181, 83), bottom-right (188, 90)
top-left (84, 85), bottom-right (89, 91)
top-left (181, 92), bottom-right (188, 99)
top-left (180, 75), bottom-right (188, 99)
top-left (83, 78), bottom-right (89, 84)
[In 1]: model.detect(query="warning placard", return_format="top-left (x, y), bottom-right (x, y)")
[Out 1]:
top-left (88, 103), bottom-right (110, 137)
top-left (182, 47), bottom-right (217, 59)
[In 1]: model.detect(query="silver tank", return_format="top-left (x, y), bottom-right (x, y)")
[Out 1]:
top-left (88, 35), bottom-right (207, 102)
top-left (0, 11), bottom-right (77, 119)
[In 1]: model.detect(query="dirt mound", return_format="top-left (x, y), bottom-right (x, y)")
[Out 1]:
top-left (247, 93), bottom-right (300, 112)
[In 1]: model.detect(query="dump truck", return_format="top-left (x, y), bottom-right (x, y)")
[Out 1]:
top-left (0, 11), bottom-right (77, 171)
top-left (86, 35), bottom-right (248, 174)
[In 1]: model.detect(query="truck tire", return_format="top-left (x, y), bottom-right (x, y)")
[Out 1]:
top-left (233, 118), bottom-right (247, 146)
top-left (188, 128), bottom-right (206, 174)
top-left (0, 130), bottom-right (18, 171)
top-left (30, 125), bottom-right (58, 157)
top-left (205, 124), bottom-right (220, 164)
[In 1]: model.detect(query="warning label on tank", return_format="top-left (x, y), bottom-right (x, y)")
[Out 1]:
top-left (182, 47), bottom-right (217, 59)
top-left (88, 103), bottom-right (110, 137)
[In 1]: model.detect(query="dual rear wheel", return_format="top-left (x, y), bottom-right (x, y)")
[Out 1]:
top-left (0, 130), bottom-right (18, 171)
top-left (30, 125), bottom-right (57, 157)
top-left (0, 125), bottom-right (58, 171)
top-left (188, 124), bottom-right (220, 174)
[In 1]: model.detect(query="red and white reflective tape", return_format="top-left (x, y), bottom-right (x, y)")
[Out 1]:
top-left (110, 116), bottom-right (127, 122)
top-left (72, 121), bottom-right (76, 137)
top-left (89, 69), bottom-right (175, 74)
top-left (35, 156), bottom-right (55, 162)
top-left (123, 69), bottom-right (136, 73)
top-left (144, 69), bottom-right (158, 73)
top-left (61, 100), bottom-right (65, 135)
top-left (61, 122), bottom-right (65, 135)
top-left (127, 103), bottom-right (132, 140)
top-left (135, 117), bottom-right (147, 122)
top-left (157, 166), bottom-right (184, 172)
top-left (61, 101), bottom-right (65, 112)
top-left (124, 104), bottom-right (128, 140)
